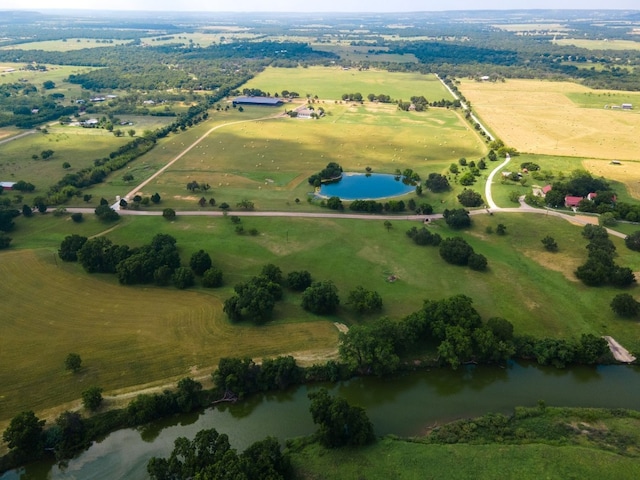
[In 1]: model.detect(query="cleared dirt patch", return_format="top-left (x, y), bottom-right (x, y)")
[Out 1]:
top-left (603, 336), bottom-right (636, 363)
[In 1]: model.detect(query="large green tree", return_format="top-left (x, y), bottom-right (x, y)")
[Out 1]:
top-left (58, 234), bottom-right (88, 262)
top-left (347, 286), bottom-right (383, 314)
top-left (301, 280), bottom-right (340, 314)
top-left (308, 388), bottom-right (374, 448)
top-left (189, 249), bottom-right (212, 276)
top-left (2, 411), bottom-right (45, 455)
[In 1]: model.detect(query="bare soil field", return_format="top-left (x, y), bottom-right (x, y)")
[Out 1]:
top-left (460, 79), bottom-right (640, 161)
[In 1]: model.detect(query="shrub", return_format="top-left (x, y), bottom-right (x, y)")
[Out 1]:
top-left (162, 208), bottom-right (176, 220)
top-left (287, 270), bottom-right (313, 291)
top-left (610, 293), bottom-right (640, 318)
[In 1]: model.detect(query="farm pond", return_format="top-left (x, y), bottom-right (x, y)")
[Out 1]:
top-left (318, 172), bottom-right (415, 200)
top-left (4, 361), bottom-right (640, 479)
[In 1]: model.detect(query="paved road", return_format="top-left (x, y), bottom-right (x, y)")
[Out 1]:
top-left (484, 153), bottom-right (512, 210)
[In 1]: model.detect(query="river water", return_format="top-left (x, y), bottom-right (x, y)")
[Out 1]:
top-left (3, 362), bottom-right (639, 479)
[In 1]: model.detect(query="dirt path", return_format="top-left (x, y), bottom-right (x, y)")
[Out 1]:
top-left (0, 129), bottom-right (36, 145)
top-left (603, 336), bottom-right (636, 363)
top-left (120, 112), bottom-right (286, 204)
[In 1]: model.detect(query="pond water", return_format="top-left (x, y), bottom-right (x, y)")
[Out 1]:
top-left (4, 362), bottom-right (640, 479)
top-left (318, 172), bottom-right (415, 200)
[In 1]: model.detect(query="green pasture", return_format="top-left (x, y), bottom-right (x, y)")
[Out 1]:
top-left (554, 38), bottom-right (640, 51)
top-left (0, 126), bottom-right (131, 199)
top-left (565, 91), bottom-right (640, 109)
top-left (79, 107), bottom-right (277, 205)
top-left (2, 210), bottom-right (640, 422)
top-left (0, 64), bottom-right (93, 87)
top-left (142, 102), bottom-right (485, 211)
top-left (0, 39), bottom-right (128, 52)
top-left (291, 432), bottom-right (640, 479)
top-left (240, 66), bottom-right (453, 101)
top-left (312, 44), bottom-right (420, 63)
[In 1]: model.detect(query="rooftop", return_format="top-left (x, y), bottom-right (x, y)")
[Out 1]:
top-left (233, 96), bottom-right (283, 106)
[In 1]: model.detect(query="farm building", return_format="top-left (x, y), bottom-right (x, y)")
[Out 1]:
top-left (297, 108), bottom-right (313, 119)
top-left (233, 96), bottom-right (283, 107)
top-left (0, 181), bottom-right (16, 190)
top-left (622, 103), bottom-right (633, 110)
top-left (564, 195), bottom-right (583, 208)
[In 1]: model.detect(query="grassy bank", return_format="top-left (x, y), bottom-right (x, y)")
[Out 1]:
top-left (290, 407), bottom-right (640, 479)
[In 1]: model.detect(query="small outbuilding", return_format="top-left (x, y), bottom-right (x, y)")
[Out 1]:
top-left (622, 103), bottom-right (633, 110)
top-left (0, 181), bottom-right (16, 190)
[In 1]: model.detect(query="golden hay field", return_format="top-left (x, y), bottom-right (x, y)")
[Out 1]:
top-left (460, 79), bottom-right (640, 161)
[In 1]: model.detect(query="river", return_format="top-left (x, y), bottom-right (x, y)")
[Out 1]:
top-left (3, 361), bottom-right (640, 479)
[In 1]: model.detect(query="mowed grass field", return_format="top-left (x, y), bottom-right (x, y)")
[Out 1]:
top-left (2, 210), bottom-right (640, 424)
top-left (241, 66), bottom-right (452, 102)
top-left (138, 101), bottom-right (485, 210)
top-left (459, 78), bottom-right (640, 161)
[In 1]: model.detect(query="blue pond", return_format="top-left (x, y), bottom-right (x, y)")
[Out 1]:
top-left (318, 172), bottom-right (415, 200)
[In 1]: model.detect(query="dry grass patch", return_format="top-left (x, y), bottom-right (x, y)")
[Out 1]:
top-left (460, 79), bottom-right (640, 160)
top-left (583, 158), bottom-right (640, 199)
top-left (522, 249), bottom-right (582, 283)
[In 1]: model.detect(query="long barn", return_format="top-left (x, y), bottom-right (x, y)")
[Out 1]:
top-left (232, 96), bottom-right (283, 106)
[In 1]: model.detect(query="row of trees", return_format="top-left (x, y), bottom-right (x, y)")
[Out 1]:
top-left (338, 294), bottom-right (611, 373)
top-left (574, 225), bottom-right (635, 287)
top-left (223, 264), bottom-right (383, 324)
top-left (58, 233), bottom-right (223, 289)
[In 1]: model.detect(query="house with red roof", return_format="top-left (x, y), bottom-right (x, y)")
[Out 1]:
top-left (564, 195), bottom-right (583, 208)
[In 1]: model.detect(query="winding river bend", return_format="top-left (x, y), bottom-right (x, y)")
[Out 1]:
top-left (3, 362), bottom-right (640, 479)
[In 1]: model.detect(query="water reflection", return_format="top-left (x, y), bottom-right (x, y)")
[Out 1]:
top-left (4, 363), bottom-right (640, 480)
top-left (570, 366), bottom-right (601, 383)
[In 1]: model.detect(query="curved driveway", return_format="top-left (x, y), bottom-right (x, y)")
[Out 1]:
top-left (77, 103), bottom-right (626, 241)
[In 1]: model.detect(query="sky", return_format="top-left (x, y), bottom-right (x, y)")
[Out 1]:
top-left (1, 0), bottom-right (639, 13)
